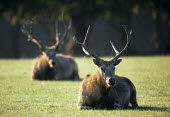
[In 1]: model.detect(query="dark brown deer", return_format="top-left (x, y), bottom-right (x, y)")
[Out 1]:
top-left (21, 21), bottom-right (79, 80)
top-left (75, 26), bottom-right (138, 109)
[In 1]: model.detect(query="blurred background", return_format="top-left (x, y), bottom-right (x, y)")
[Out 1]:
top-left (0, 0), bottom-right (170, 58)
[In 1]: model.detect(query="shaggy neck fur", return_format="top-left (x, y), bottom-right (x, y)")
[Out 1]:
top-left (85, 70), bottom-right (110, 95)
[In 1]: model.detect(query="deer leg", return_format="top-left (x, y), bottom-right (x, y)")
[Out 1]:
top-left (70, 61), bottom-right (80, 80)
top-left (77, 92), bottom-right (93, 110)
top-left (77, 100), bottom-right (93, 110)
top-left (104, 87), bottom-right (122, 109)
top-left (72, 72), bottom-right (80, 80)
top-left (77, 105), bottom-right (92, 110)
top-left (111, 88), bottom-right (122, 109)
top-left (130, 89), bottom-right (138, 109)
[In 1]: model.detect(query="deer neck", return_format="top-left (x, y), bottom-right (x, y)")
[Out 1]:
top-left (40, 54), bottom-right (52, 69)
top-left (95, 70), bottom-right (110, 89)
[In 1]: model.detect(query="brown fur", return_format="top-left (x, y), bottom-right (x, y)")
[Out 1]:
top-left (31, 53), bottom-right (79, 80)
top-left (76, 25), bottom-right (137, 109)
top-left (21, 21), bottom-right (79, 80)
top-left (77, 70), bottom-right (138, 109)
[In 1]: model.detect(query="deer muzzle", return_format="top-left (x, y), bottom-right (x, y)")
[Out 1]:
top-left (49, 60), bottom-right (56, 68)
top-left (106, 77), bottom-right (115, 86)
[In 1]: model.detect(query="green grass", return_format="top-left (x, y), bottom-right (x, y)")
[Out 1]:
top-left (0, 56), bottom-right (170, 117)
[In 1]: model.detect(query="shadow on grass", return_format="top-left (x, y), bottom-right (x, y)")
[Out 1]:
top-left (93, 106), bottom-right (169, 112)
top-left (136, 106), bottom-right (169, 112)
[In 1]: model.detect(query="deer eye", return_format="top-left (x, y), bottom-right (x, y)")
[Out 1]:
top-left (101, 68), bottom-right (106, 74)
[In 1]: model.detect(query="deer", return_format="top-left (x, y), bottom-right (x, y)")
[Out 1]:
top-left (74, 26), bottom-right (138, 109)
top-left (21, 20), bottom-right (80, 80)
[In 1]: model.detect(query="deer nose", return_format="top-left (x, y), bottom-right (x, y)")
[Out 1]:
top-left (109, 78), bottom-right (115, 85)
top-left (51, 61), bottom-right (56, 66)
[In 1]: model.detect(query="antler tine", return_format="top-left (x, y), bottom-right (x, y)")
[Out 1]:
top-left (60, 19), bottom-right (71, 42)
top-left (21, 24), bottom-right (44, 51)
top-left (110, 41), bottom-right (119, 56)
top-left (111, 26), bottom-right (132, 62)
top-left (55, 21), bottom-right (60, 46)
top-left (73, 25), bottom-right (102, 61)
top-left (55, 13), bottom-right (71, 47)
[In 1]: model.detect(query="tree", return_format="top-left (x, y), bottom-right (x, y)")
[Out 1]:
top-left (0, 0), bottom-right (170, 55)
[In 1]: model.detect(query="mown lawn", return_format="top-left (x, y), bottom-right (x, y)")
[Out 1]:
top-left (0, 56), bottom-right (170, 117)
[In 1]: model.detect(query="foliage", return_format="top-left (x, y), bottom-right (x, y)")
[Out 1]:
top-left (0, 0), bottom-right (169, 25)
top-left (1, 0), bottom-right (129, 23)
top-left (1, 0), bottom-right (170, 55)
top-left (0, 56), bottom-right (170, 116)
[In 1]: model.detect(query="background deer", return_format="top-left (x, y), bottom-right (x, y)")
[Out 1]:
top-left (21, 20), bottom-right (79, 80)
top-left (75, 26), bottom-right (138, 109)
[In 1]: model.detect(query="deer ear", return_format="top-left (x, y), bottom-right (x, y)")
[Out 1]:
top-left (93, 59), bottom-right (101, 66)
top-left (114, 59), bottom-right (122, 66)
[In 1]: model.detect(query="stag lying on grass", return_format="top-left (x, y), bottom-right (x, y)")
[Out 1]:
top-left (75, 26), bottom-right (138, 109)
top-left (21, 21), bottom-right (79, 80)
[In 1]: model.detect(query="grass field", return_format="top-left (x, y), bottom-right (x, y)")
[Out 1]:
top-left (0, 56), bottom-right (170, 117)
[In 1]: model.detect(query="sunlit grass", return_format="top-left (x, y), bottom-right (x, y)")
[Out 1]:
top-left (0, 56), bottom-right (170, 116)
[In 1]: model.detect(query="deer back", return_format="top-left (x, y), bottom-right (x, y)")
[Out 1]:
top-left (52, 54), bottom-right (79, 80)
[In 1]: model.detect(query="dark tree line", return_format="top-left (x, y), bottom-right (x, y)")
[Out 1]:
top-left (0, 0), bottom-right (170, 57)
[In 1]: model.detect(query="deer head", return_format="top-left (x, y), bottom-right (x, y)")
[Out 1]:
top-left (74, 25), bottom-right (132, 86)
top-left (21, 20), bottom-right (71, 68)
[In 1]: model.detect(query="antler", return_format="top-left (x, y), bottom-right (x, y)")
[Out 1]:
top-left (55, 15), bottom-right (72, 48)
top-left (110, 26), bottom-right (132, 62)
top-left (110, 41), bottom-right (119, 56)
top-left (21, 24), bottom-right (45, 52)
top-left (73, 25), bottom-right (102, 61)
